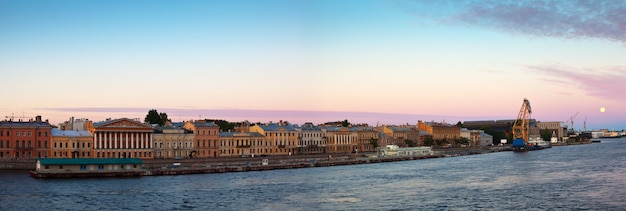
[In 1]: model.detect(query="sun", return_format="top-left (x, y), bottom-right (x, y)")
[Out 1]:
top-left (600, 107), bottom-right (606, 113)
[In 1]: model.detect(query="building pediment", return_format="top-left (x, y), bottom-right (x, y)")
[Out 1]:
top-left (94, 118), bottom-right (152, 130)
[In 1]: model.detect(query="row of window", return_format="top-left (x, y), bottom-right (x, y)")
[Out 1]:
top-left (266, 132), bottom-right (296, 137)
top-left (53, 142), bottom-right (91, 149)
top-left (0, 130), bottom-right (48, 137)
top-left (220, 148), bottom-right (293, 155)
top-left (0, 140), bottom-right (49, 148)
top-left (0, 151), bottom-right (48, 158)
top-left (153, 142), bottom-right (193, 149)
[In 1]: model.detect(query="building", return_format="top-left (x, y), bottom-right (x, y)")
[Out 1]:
top-left (249, 122), bottom-right (298, 156)
top-left (536, 121), bottom-right (565, 142)
top-left (379, 126), bottom-right (420, 147)
top-left (296, 123), bottom-right (327, 154)
top-left (324, 127), bottom-right (358, 154)
top-left (460, 128), bottom-right (482, 147)
top-left (183, 121), bottom-right (220, 158)
top-left (353, 126), bottom-right (378, 152)
top-left (57, 117), bottom-right (93, 131)
top-left (0, 116), bottom-right (53, 158)
top-left (377, 145), bottom-right (431, 157)
top-left (418, 121), bottom-right (461, 145)
top-left (479, 132), bottom-right (493, 146)
top-left (218, 132), bottom-right (265, 157)
top-left (92, 118), bottom-right (154, 159)
top-left (152, 126), bottom-right (195, 159)
top-left (50, 128), bottom-right (93, 158)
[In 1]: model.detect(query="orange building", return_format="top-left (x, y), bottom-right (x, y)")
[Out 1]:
top-left (91, 118), bottom-right (154, 159)
top-left (183, 121), bottom-right (219, 158)
top-left (418, 121), bottom-right (460, 145)
top-left (0, 116), bottom-right (53, 159)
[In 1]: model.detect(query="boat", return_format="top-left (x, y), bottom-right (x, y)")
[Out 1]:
top-left (30, 158), bottom-right (147, 178)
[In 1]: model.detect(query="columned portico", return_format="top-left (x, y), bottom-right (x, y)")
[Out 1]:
top-left (92, 118), bottom-right (154, 159)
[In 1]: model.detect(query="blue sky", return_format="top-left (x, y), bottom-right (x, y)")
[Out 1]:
top-left (1, 0), bottom-right (625, 130)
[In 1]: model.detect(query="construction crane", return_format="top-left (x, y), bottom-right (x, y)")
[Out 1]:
top-left (5, 113), bottom-right (33, 122)
top-left (568, 111), bottom-right (580, 131)
top-left (511, 98), bottom-right (532, 151)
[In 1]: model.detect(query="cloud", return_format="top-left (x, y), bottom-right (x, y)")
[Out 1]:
top-left (406, 0), bottom-right (626, 42)
top-left (528, 64), bottom-right (626, 102)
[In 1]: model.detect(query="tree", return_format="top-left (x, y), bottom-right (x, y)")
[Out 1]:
top-left (456, 121), bottom-right (463, 127)
top-left (145, 109), bottom-right (168, 126)
top-left (369, 138), bottom-right (379, 149)
top-left (341, 119), bottom-right (350, 127)
top-left (541, 128), bottom-right (552, 142)
top-left (404, 139), bottom-right (416, 147)
top-left (423, 136), bottom-right (434, 146)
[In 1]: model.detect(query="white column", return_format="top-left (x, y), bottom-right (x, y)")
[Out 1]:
top-left (149, 133), bottom-right (153, 149)
top-left (114, 132), bottom-right (118, 149)
top-left (94, 132), bottom-right (99, 149)
top-left (125, 132), bottom-right (129, 149)
top-left (131, 132), bottom-right (135, 149)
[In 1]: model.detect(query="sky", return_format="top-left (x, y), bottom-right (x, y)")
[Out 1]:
top-left (1, 0), bottom-right (625, 130)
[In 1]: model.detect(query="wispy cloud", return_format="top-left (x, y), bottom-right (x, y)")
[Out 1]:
top-left (528, 64), bottom-right (626, 102)
top-left (406, 0), bottom-right (626, 42)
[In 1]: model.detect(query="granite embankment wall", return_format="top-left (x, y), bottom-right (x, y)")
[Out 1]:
top-left (0, 159), bottom-right (36, 170)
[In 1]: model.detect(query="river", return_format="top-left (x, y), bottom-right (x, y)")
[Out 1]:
top-left (1, 138), bottom-right (625, 210)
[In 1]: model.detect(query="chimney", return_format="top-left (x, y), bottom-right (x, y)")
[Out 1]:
top-left (36, 115), bottom-right (42, 122)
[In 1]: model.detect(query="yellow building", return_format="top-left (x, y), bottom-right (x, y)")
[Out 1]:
top-left (153, 126), bottom-right (195, 159)
top-left (353, 127), bottom-right (378, 152)
top-left (249, 123), bottom-right (297, 156)
top-left (50, 128), bottom-right (93, 158)
top-left (418, 121), bottom-right (460, 145)
top-left (219, 132), bottom-right (265, 157)
top-left (380, 126), bottom-right (420, 147)
top-left (183, 121), bottom-right (219, 158)
top-left (325, 127), bottom-right (358, 154)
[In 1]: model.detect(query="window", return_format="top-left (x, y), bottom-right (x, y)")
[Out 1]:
top-left (44, 132), bottom-right (48, 137)
top-left (38, 132), bottom-right (41, 136)
top-left (17, 131), bottom-right (20, 136)
top-left (16, 141), bottom-right (19, 147)
top-left (59, 165), bottom-right (63, 169)
top-left (80, 165), bottom-right (86, 170)
top-left (98, 165), bottom-right (104, 170)
top-left (45, 165), bottom-right (49, 169)
top-left (38, 141), bottom-right (41, 148)
top-left (45, 141), bottom-right (47, 148)
top-left (22, 131), bottom-right (25, 136)
top-left (28, 131), bottom-right (32, 136)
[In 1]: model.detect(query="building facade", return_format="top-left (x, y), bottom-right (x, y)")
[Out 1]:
top-left (0, 116), bottom-right (53, 159)
top-left (152, 127), bottom-right (195, 159)
top-left (353, 127), bottom-right (378, 152)
top-left (296, 123), bottom-right (327, 154)
top-left (325, 127), bottom-right (358, 154)
top-left (92, 118), bottom-right (154, 159)
top-left (50, 129), bottom-right (93, 158)
top-left (219, 132), bottom-right (265, 157)
top-left (249, 123), bottom-right (297, 156)
top-left (183, 121), bottom-right (219, 158)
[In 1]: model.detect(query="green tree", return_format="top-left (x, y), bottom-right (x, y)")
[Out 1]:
top-left (369, 138), bottom-right (379, 149)
top-left (145, 109), bottom-right (167, 126)
top-left (423, 136), bottom-right (434, 146)
top-left (541, 128), bottom-right (552, 142)
top-left (341, 119), bottom-right (350, 127)
top-left (456, 121), bottom-right (463, 127)
top-left (404, 139), bottom-right (416, 147)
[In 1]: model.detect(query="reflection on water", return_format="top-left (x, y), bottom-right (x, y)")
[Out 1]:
top-left (1, 139), bottom-right (625, 210)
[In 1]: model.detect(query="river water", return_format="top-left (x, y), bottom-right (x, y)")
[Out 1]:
top-left (1, 138), bottom-right (625, 210)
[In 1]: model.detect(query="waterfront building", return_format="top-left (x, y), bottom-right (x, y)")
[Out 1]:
top-left (92, 118), bottom-right (154, 159)
top-left (0, 116), bottom-right (53, 158)
top-left (296, 123), bottom-right (327, 154)
top-left (324, 127), bottom-right (358, 153)
top-left (480, 132), bottom-right (493, 146)
top-left (249, 122), bottom-right (297, 156)
top-left (152, 126), bottom-right (195, 159)
top-left (50, 128), bottom-right (93, 158)
top-left (183, 120), bottom-right (219, 158)
top-left (219, 132), bottom-right (265, 157)
top-left (352, 126), bottom-right (378, 152)
top-left (377, 133), bottom-right (394, 149)
top-left (379, 126), bottom-right (420, 147)
top-left (460, 128), bottom-right (494, 146)
top-left (418, 121), bottom-right (461, 145)
top-left (377, 145), bottom-right (432, 157)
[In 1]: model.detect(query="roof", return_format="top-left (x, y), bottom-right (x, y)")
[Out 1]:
top-left (219, 132), bottom-right (264, 137)
top-left (37, 158), bottom-right (143, 165)
top-left (193, 122), bottom-right (218, 127)
top-left (0, 121), bottom-right (53, 127)
top-left (257, 124), bottom-right (296, 131)
top-left (51, 128), bottom-right (92, 137)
